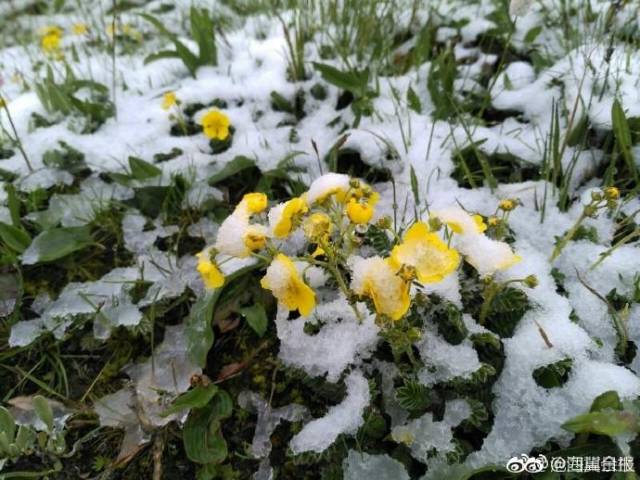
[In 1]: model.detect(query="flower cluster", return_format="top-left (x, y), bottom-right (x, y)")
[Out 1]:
top-left (196, 174), bottom-right (522, 325)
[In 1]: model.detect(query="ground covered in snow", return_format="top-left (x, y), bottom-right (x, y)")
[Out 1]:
top-left (0, 0), bottom-right (639, 479)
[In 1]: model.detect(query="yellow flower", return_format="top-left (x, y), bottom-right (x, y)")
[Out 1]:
top-left (472, 214), bottom-right (487, 233)
top-left (72, 23), bottom-right (88, 35)
top-left (196, 250), bottom-right (224, 289)
top-left (303, 212), bottom-right (332, 241)
top-left (604, 186), bottom-right (619, 201)
top-left (389, 222), bottom-right (460, 284)
top-left (498, 199), bottom-right (517, 211)
top-left (201, 110), bottom-right (230, 140)
top-left (261, 254), bottom-right (316, 316)
top-left (161, 91), bottom-right (177, 110)
top-left (244, 227), bottom-right (267, 252)
top-left (350, 256), bottom-right (411, 321)
top-left (39, 25), bottom-right (63, 37)
top-left (488, 216), bottom-right (500, 226)
top-left (269, 197), bottom-right (308, 238)
top-left (346, 198), bottom-right (375, 224)
top-left (41, 32), bottom-right (61, 54)
top-left (106, 24), bottom-right (115, 37)
top-left (240, 192), bottom-right (268, 214)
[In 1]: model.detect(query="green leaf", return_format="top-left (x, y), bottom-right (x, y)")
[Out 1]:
top-left (407, 86), bottom-right (422, 113)
top-left (612, 98), bottom-right (639, 183)
top-left (190, 7), bottom-right (217, 66)
top-left (0, 222), bottom-right (31, 253)
top-left (162, 384), bottom-right (219, 417)
top-left (14, 425), bottom-right (36, 451)
top-left (532, 358), bottom-right (572, 389)
top-left (33, 396), bottom-right (54, 431)
top-left (591, 390), bottom-right (623, 412)
top-left (409, 165), bottom-right (420, 208)
top-left (207, 155), bottom-right (257, 185)
top-left (239, 304), bottom-right (268, 337)
top-left (129, 156), bottom-right (162, 180)
top-left (0, 407), bottom-right (15, 442)
top-left (22, 226), bottom-right (92, 264)
top-left (523, 25), bottom-right (543, 44)
top-left (562, 411), bottom-right (639, 436)
top-left (186, 291), bottom-right (217, 368)
top-left (312, 62), bottom-right (369, 95)
top-left (183, 393), bottom-right (231, 465)
top-left (5, 184), bottom-right (22, 228)
top-left (144, 50), bottom-right (182, 65)
top-left (395, 381), bottom-right (430, 412)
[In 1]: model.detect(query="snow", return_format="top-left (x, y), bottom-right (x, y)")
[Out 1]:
top-left (290, 370), bottom-right (370, 454)
top-left (238, 391), bottom-right (308, 458)
top-left (306, 173), bottom-right (350, 204)
top-left (1, 0), bottom-right (639, 474)
top-left (275, 297), bottom-right (380, 382)
top-left (392, 399), bottom-right (471, 461)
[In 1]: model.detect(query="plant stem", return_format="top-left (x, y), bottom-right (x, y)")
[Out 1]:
top-left (1, 98), bottom-right (33, 172)
top-left (549, 210), bottom-right (587, 262)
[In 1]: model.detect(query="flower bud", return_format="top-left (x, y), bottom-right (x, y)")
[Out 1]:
top-left (524, 274), bottom-right (538, 288)
top-left (499, 199), bottom-right (517, 211)
top-left (604, 186), bottom-right (619, 201)
top-left (428, 217), bottom-right (442, 231)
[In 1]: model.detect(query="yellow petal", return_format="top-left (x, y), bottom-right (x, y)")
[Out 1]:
top-left (196, 253), bottom-right (225, 289)
top-left (346, 199), bottom-right (374, 224)
top-left (242, 192), bottom-right (268, 214)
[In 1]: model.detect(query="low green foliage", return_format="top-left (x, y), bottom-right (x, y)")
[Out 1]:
top-left (141, 7), bottom-right (217, 77)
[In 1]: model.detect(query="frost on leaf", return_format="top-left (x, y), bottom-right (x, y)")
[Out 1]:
top-left (343, 450), bottom-right (410, 480)
top-left (238, 391), bottom-right (308, 458)
top-left (94, 323), bottom-right (200, 461)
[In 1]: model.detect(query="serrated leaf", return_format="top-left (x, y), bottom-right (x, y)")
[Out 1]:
top-left (395, 381), bottom-right (430, 412)
top-left (129, 156), bottom-right (162, 180)
top-left (0, 222), bottom-right (31, 253)
top-left (162, 384), bottom-right (219, 417)
top-left (22, 226), bottom-right (92, 264)
top-left (239, 304), bottom-right (268, 337)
